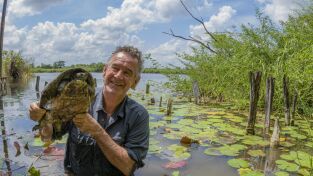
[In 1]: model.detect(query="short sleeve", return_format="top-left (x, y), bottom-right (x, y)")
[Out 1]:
top-left (124, 109), bottom-right (149, 168)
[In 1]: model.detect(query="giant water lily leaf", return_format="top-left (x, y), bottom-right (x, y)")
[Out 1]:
top-left (298, 168), bottom-right (310, 176)
top-left (241, 135), bottom-right (269, 146)
top-left (290, 132), bottom-right (307, 140)
top-left (280, 151), bottom-right (313, 168)
top-left (280, 141), bottom-right (295, 148)
top-left (227, 159), bottom-right (249, 168)
top-left (275, 160), bottom-right (299, 172)
top-left (167, 144), bottom-right (191, 160)
top-left (237, 168), bottom-right (263, 176)
top-left (247, 150), bottom-right (265, 157)
top-left (204, 144), bottom-right (247, 156)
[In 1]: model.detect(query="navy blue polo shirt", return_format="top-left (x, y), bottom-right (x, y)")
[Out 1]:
top-left (57, 88), bottom-right (149, 176)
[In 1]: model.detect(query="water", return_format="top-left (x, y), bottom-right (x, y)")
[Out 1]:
top-left (0, 73), bottom-right (244, 176)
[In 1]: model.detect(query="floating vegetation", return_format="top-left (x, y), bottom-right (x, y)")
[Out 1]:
top-left (227, 158), bottom-right (249, 168)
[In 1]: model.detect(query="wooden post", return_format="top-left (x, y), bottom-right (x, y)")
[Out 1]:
top-left (264, 77), bottom-right (274, 134)
top-left (264, 144), bottom-right (279, 174)
top-left (35, 76), bottom-right (40, 91)
top-left (159, 96), bottom-right (162, 107)
top-left (283, 75), bottom-right (290, 126)
top-left (150, 97), bottom-right (155, 105)
top-left (246, 71), bottom-right (262, 135)
top-left (192, 81), bottom-right (200, 104)
top-left (291, 91), bottom-right (298, 126)
top-left (270, 118), bottom-right (280, 147)
top-left (44, 81), bottom-right (48, 87)
top-left (0, 0), bottom-right (8, 77)
top-left (145, 82), bottom-right (150, 94)
top-left (166, 98), bottom-right (173, 116)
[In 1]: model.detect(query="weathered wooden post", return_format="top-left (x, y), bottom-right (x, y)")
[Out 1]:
top-left (264, 143), bottom-right (279, 175)
top-left (44, 81), bottom-right (48, 87)
top-left (264, 77), bottom-right (274, 134)
top-left (270, 118), bottom-right (280, 147)
top-left (166, 98), bottom-right (173, 116)
top-left (192, 81), bottom-right (200, 104)
top-left (0, 0), bottom-right (8, 78)
top-left (159, 96), bottom-right (162, 107)
top-left (246, 71), bottom-right (262, 135)
top-left (150, 97), bottom-right (155, 105)
top-left (283, 75), bottom-right (290, 126)
top-left (290, 91), bottom-right (298, 126)
top-left (35, 76), bottom-right (40, 91)
top-left (145, 82), bottom-right (150, 94)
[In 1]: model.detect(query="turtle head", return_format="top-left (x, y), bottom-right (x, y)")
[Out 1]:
top-left (74, 72), bottom-right (88, 81)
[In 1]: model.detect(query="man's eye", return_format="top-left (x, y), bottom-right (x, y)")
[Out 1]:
top-left (123, 71), bottom-right (132, 77)
top-left (111, 67), bottom-right (118, 71)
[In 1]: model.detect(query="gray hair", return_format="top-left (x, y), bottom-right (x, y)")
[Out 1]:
top-left (109, 46), bottom-right (143, 79)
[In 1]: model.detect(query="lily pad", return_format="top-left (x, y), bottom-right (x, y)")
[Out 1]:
top-left (241, 135), bottom-right (269, 146)
top-left (204, 144), bottom-right (247, 157)
top-left (167, 144), bottom-right (191, 160)
top-left (280, 151), bottom-right (313, 168)
top-left (237, 168), bottom-right (264, 176)
top-left (275, 160), bottom-right (299, 172)
top-left (227, 158), bottom-right (249, 168)
top-left (247, 150), bottom-right (265, 157)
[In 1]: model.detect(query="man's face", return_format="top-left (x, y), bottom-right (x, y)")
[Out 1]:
top-left (103, 52), bottom-right (139, 98)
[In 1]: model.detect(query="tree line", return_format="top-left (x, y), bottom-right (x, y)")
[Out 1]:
top-left (165, 3), bottom-right (313, 116)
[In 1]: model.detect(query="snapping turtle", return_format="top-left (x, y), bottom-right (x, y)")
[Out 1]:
top-left (33, 68), bottom-right (95, 142)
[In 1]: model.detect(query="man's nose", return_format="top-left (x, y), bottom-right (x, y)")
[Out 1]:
top-left (115, 70), bottom-right (123, 79)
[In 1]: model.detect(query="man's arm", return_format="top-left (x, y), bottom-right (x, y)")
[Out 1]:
top-left (73, 114), bottom-right (135, 176)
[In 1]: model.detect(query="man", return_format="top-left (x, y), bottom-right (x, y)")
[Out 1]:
top-left (29, 46), bottom-right (149, 176)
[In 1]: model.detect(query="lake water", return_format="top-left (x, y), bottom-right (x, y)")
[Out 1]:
top-left (1, 72), bottom-right (288, 176)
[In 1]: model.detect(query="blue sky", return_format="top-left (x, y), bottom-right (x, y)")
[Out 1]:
top-left (1, 0), bottom-right (304, 67)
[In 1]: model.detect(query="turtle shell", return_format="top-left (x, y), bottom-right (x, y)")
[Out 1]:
top-left (33, 68), bottom-right (95, 141)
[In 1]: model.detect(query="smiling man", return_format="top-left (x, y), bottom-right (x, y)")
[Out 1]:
top-left (29, 46), bottom-right (149, 176)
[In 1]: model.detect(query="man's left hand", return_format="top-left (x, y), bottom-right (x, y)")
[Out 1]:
top-left (73, 113), bottom-right (104, 137)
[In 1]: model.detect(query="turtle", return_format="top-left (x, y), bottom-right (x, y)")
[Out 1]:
top-left (33, 68), bottom-right (95, 142)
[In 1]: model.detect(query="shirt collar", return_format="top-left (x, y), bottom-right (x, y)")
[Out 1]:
top-left (94, 87), bottom-right (127, 119)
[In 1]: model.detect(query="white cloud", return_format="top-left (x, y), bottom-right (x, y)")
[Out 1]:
top-left (147, 39), bottom-right (192, 67)
top-left (263, 0), bottom-right (301, 23)
top-left (190, 6), bottom-right (236, 40)
top-left (8, 0), bottom-right (66, 17)
top-left (2, 0), bottom-right (221, 66)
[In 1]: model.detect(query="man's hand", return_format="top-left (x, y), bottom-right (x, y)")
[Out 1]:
top-left (29, 102), bottom-right (46, 121)
top-left (73, 113), bottom-right (103, 137)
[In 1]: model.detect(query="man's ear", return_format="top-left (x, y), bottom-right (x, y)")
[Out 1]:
top-left (102, 65), bottom-right (107, 78)
top-left (131, 76), bottom-right (140, 90)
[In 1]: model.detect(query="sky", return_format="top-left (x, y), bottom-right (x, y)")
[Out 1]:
top-left (1, 0), bottom-right (306, 67)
